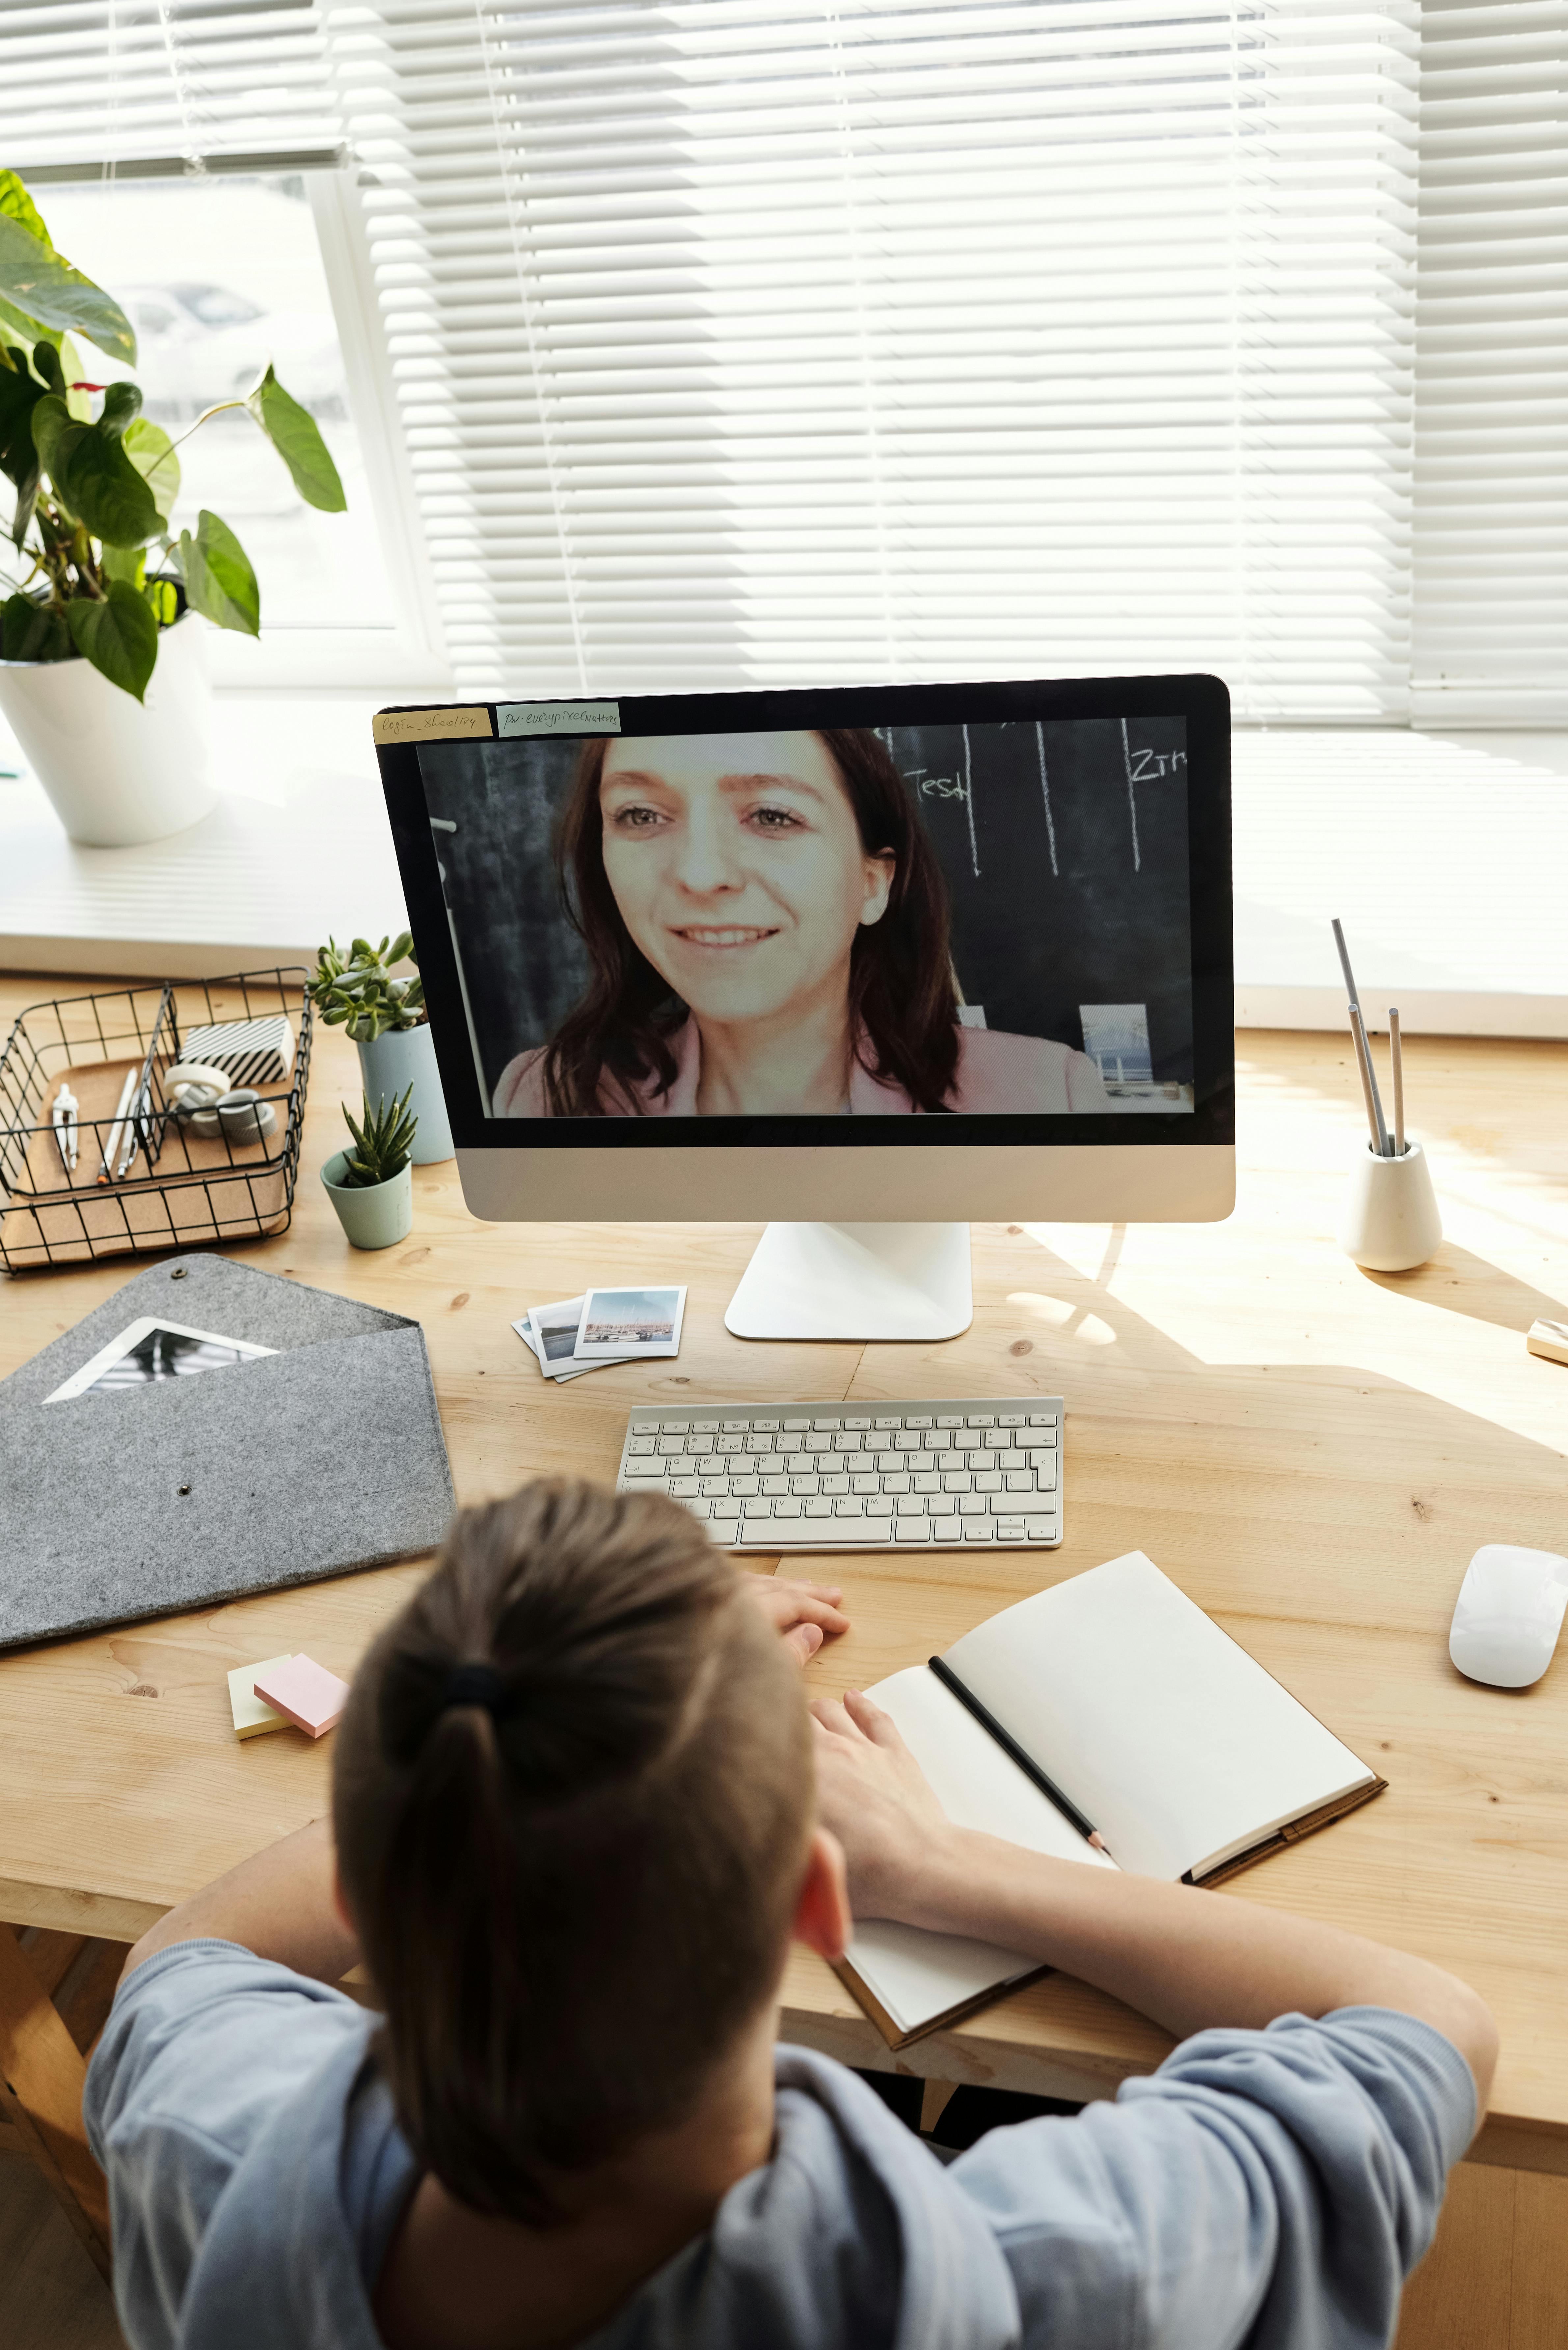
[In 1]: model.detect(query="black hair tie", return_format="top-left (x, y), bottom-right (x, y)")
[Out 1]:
top-left (442, 1662), bottom-right (510, 1720)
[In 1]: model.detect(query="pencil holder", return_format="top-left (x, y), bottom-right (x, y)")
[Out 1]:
top-left (1338, 1140), bottom-right (1442, 1273)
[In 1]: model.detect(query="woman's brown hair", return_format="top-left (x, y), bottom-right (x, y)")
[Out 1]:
top-left (332, 1481), bottom-right (811, 2224)
top-left (541, 728), bottom-right (961, 1114)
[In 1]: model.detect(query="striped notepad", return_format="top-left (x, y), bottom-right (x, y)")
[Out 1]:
top-left (179, 1014), bottom-right (296, 1087)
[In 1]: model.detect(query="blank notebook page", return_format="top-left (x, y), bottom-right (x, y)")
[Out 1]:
top-left (945, 1552), bottom-right (1374, 1882)
top-left (843, 1663), bottom-right (1116, 2038)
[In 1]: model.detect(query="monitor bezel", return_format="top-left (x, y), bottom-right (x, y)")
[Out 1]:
top-left (375, 673), bottom-right (1234, 1154)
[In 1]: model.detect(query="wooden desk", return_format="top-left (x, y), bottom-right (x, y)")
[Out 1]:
top-left (3, 983), bottom-right (1567, 2210)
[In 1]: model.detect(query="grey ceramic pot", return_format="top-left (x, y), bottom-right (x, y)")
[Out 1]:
top-left (355, 1021), bottom-right (453, 1163)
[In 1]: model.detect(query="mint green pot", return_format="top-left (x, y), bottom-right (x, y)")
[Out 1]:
top-left (321, 1149), bottom-right (413, 1249)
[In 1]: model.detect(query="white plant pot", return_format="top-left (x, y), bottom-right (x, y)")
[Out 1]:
top-left (356, 1021), bottom-right (454, 1163)
top-left (1338, 1139), bottom-right (1443, 1272)
top-left (0, 609), bottom-right (218, 847)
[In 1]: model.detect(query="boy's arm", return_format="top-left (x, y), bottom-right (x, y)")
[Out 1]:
top-left (811, 1690), bottom-right (1498, 2115)
top-left (122, 1818), bottom-right (358, 1986)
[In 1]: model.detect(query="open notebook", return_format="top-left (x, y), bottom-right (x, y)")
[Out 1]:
top-left (838, 1551), bottom-right (1385, 2048)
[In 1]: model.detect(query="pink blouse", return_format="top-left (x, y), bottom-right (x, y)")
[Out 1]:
top-left (493, 1017), bottom-right (1110, 1117)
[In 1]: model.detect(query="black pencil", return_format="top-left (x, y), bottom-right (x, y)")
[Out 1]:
top-left (927, 1655), bottom-right (1103, 1848)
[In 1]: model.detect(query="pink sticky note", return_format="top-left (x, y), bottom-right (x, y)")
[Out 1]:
top-left (252, 1653), bottom-right (351, 1740)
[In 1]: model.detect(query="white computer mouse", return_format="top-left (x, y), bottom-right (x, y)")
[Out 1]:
top-left (1448, 1544), bottom-right (1568, 1688)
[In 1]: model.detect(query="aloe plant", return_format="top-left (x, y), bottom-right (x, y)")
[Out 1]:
top-left (339, 1084), bottom-right (418, 1188)
top-left (308, 933), bottom-right (426, 1041)
top-left (0, 168), bottom-right (345, 701)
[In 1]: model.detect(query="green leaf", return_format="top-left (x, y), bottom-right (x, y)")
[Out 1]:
top-left (29, 390), bottom-right (70, 481)
top-left (61, 337), bottom-right (92, 422)
top-left (0, 350), bottom-right (44, 543)
top-left (97, 381), bottom-right (142, 441)
top-left (65, 580), bottom-right (158, 701)
top-left (244, 363), bottom-right (345, 512)
top-left (0, 292), bottom-right (56, 354)
top-left (0, 214), bottom-right (136, 365)
top-left (54, 415), bottom-right (161, 546)
top-left (100, 542), bottom-right (145, 587)
top-left (0, 172), bottom-right (51, 251)
top-left (32, 340), bottom-right (65, 396)
top-left (2, 591), bottom-right (69, 662)
top-left (178, 509), bottom-right (259, 635)
top-left (122, 416), bottom-right (178, 518)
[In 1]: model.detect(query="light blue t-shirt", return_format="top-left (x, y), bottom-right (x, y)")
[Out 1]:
top-left (84, 1940), bottom-right (1476, 2350)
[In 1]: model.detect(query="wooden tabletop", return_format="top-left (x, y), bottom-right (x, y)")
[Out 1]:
top-left (2, 977), bottom-right (1566, 2170)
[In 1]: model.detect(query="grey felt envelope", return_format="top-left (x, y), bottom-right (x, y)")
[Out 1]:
top-left (0, 1253), bottom-right (456, 1650)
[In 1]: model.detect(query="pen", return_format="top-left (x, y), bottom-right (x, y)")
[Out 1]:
top-left (98, 1070), bottom-right (137, 1185)
top-left (1332, 919), bottom-right (1390, 1154)
top-left (927, 1655), bottom-right (1107, 1850)
top-left (51, 1081), bottom-right (78, 1175)
top-left (1389, 1006), bottom-right (1404, 1157)
top-left (1348, 1003), bottom-right (1385, 1156)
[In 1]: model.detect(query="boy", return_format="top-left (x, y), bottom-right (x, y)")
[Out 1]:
top-left (88, 1481), bottom-right (1495, 2350)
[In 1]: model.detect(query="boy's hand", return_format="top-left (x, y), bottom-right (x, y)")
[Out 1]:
top-left (745, 1573), bottom-right (850, 1664)
top-left (809, 1689), bottom-right (960, 1923)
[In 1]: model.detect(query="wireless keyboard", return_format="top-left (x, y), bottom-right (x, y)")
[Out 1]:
top-left (614, 1396), bottom-right (1063, 1553)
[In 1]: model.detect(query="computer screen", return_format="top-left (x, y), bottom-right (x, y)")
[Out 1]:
top-left (374, 675), bottom-right (1231, 1223)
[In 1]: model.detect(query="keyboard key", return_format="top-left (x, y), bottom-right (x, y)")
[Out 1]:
top-left (754, 1419), bottom-right (779, 1432)
top-left (783, 1417), bottom-right (810, 1430)
top-left (687, 1433), bottom-right (717, 1454)
top-left (936, 1413), bottom-right (963, 1428)
top-left (631, 1418), bottom-right (661, 1431)
top-left (1028, 1411), bottom-right (1054, 1425)
top-left (627, 1437), bottom-right (656, 1456)
top-left (688, 1499), bottom-right (712, 1520)
top-left (964, 1520), bottom-right (997, 1540)
top-left (999, 1414), bottom-right (1025, 1428)
top-left (791, 1475), bottom-right (820, 1496)
top-left (730, 1475), bottom-right (760, 1497)
top-left (762, 1475), bottom-right (790, 1496)
top-left (1034, 1462), bottom-right (1059, 1492)
top-left (942, 1472), bottom-right (972, 1494)
top-left (895, 1515), bottom-right (932, 1542)
top-left (1006, 1470), bottom-right (1034, 1492)
top-left (984, 1430), bottom-right (1011, 1450)
top-left (895, 1431), bottom-right (922, 1451)
top-left (906, 1415), bottom-right (932, 1429)
top-left (999, 1450), bottom-right (1027, 1470)
top-left (812, 1417), bottom-right (839, 1430)
top-left (834, 1431), bottom-right (863, 1452)
top-left (699, 1476), bottom-right (729, 1498)
top-left (875, 1416), bottom-right (901, 1429)
top-left (723, 1418), bottom-right (749, 1430)
top-left (746, 1434), bottom-right (773, 1454)
top-left (821, 1474), bottom-right (850, 1496)
top-left (959, 1494), bottom-right (986, 1515)
top-left (672, 1477), bottom-right (702, 1498)
top-left (890, 1488), bottom-right (923, 1511)
top-left (774, 1497), bottom-right (802, 1517)
top-left (1026, 1515), bottom-right (1058, 1540)
top-left (966, 1413), bottom-right (995, 1427)
top-left (835, 1497), bottom-right (864, 1517)
top-left (929, 1515), bottom-right (963, 1542)
top-left (913, 1472), bottom-right (942, 1495)
top-left (845, 1417), bottom-right (870, 1430)
top-left (996, 1519), bottom-right (1027, 1540)
top-left (718, 1434), bottom-right (744, 1454)
top-left (744, 1495), bottom-right (774, 1515)
top-left (807, 1432), bottom-right (835, 1452)
top-left (692, 1418), bottom-right (719, 1432)
top-left (658, 1436), bottom-right (685, 1455)
top-left (625, 1458), bottom-right (667, 1477)
top-left (852, 1474), bottom-right (879, 1495)
top-left (987, 1493), bottom-right (1023, 1514)
top-left (923, 1430), bottom-right (952, 1451)
top-left (974, 1471), bottom-right (1002, 1493)
top-left (866, 1495), bottom-right (894, 1517)
top-left (710, 1519), bottom-right (740, 1547)
top-left (882, 1473), bottom-right (911, 1495)
top-left (805, 1497), bottom-right (833, 1517)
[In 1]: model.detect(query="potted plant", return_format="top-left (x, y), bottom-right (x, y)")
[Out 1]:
top-left (308, 931), bottom-right (453, 1162)
top-left (0, 168), bottom-right (345, 846)
top-left (321, 1084), bottom-right (418, 1250)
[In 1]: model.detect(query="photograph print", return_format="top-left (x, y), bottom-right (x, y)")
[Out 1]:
top-left (415, 717), bottom-right (1196, 1121)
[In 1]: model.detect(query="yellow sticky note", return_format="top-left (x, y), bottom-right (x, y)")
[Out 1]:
top-left (228, 1654), bottom-right (297, 1741)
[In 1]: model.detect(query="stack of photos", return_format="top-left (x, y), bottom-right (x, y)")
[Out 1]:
top-left (513, 1285), bottom-right (687, 1382)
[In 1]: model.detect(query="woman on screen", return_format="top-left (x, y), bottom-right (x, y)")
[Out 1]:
top-left (493, 729), bottom-right (1109, 1118)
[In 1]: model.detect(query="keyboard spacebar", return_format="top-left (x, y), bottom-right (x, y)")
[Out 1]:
top-left (739, 1518), bottom-right (895, 1547)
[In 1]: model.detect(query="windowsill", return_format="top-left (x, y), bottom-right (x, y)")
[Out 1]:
top-left (1, 702), bottom-right (1566, 1036)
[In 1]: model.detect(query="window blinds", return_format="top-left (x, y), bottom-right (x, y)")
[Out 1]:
top-left (4, 1), bottom-right (340, 173)
top-left (328, 2), bottom-right (1424, 716)
top-left (1413, 0), bottom-right (1568, 724)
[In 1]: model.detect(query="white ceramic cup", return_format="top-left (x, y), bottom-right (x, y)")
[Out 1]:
top-left (1338, 1139), bottom-right (1442, 1272)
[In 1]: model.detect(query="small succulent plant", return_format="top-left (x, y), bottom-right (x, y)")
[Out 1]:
top-left (339, 1084), bottom-right (417, 1188)
top-left (308, 932), bottom-right (425, 1042)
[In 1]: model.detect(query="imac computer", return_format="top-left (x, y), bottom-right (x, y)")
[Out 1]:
top-left (371, 674), bottom-right (1233, 1341)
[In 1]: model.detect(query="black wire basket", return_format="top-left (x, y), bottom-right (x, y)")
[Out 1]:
top-left (0, 969), bottom-right (313, 1272)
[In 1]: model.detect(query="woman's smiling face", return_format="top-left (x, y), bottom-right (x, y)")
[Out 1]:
top-left (598, 732), bottom-right (894, 1024)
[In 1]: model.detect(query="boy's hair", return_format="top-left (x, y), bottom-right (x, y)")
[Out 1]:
top-left (333, 1480), bottom-right (812, 2223)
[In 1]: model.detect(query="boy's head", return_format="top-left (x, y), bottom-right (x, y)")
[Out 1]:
top-left (333, 1480), bottom-right (816, 2221)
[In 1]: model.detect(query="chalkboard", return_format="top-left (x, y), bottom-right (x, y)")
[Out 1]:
top-left (416, 716), bottom-right (1192, 1104)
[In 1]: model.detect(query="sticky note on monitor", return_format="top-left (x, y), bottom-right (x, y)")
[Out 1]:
top-left (252, 1653), bottom-right (352, 1740)
top-left (228, 1653), bottom-right (297, 1741)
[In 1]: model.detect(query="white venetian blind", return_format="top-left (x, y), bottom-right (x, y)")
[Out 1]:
top-left (1413, 0), bottom-right (1568, 723)
top-left (327, 1), bottom-right (1422, 716)
top-left (2, 0), bottom-right (340, 173)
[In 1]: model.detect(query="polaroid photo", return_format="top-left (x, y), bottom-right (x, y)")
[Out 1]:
top-left (522, 1296), bottom-right (606, 1381)
top-left (573, 1285), bottom-right (687, 1361)
top-left (46, 1318), bottom-right (277, 1403)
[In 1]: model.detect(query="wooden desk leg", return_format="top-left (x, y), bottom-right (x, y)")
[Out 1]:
top-left (0, 1921), bottom-right (113, 2281)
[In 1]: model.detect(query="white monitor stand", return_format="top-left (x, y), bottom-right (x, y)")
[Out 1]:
top-left (724, 1222), bottom-right (972, 1341)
